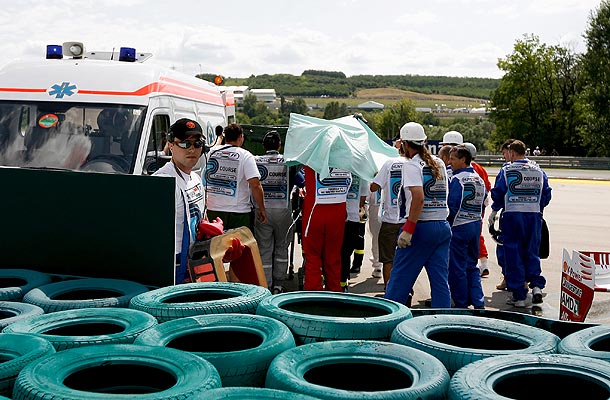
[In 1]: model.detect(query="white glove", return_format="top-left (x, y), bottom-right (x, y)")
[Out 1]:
top-left (487, 209), bottom-right (498, 227)
top-left (397, 231), bottom-right (412, 248)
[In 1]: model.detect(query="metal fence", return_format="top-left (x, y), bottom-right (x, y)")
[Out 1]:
top-left (476, 155), bottom-right (610, 170)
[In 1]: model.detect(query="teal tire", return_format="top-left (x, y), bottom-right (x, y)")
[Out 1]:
top-left (265, 340), bottom-right (449, 399)
top-left (0, 269), bottom-right (52, 301)
top-left (449, 354), bottom-right (610, 399)
top-left (0, 333), bottom-right (55, 397)
top-left (3, 307), bottom-right (157, 350)
top-left (12, 344), bottom-right (221, 400)
top-left (22, 278), bottom-right (149, 313)
top-left (256, 292), bottom-right (411, 344)
top-left (199, 387), bottom-right (321, 399)
top-left (559, 324), bottom-right (610, 361)
top-left (391, 314), bottom-right (560, 375)
top-left (135, 313), bottom-right (295, 387)
top-left (0, 301), bottom-right (45, 330)
top-left (129, 282), bottom-right (271, 323)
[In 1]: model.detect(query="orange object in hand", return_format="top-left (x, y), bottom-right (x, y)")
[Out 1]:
top-left (196, 217), bottom-right (224, 240)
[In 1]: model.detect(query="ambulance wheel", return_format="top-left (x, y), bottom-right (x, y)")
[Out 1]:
top-left (256, 291), bottom-right (411, 344)
top-left (558, 324), bottom-right (610, 361)
top-left (22, 278), bottom-right (150, 313)
top-left (203, 387), bottom-right (321, 399)
top-left (0, 269), bottom-right (52, 301)
top-left (391, 314), bottom-right (560, 375)
top-left (448, 354), bottom-right (610, 399)
top-left (128, 282), bottom-right (271, 323)
top-left (12, 344), bottom-right (221, 400)
top-left (0, 301), bottom-right (45, 330)
top-left (266, 340), bottom-right (450, 399)
top-left (0, 333), bottom-right (55, 397)
top-left (3, 307), bottom-right (157, 350)
top-left (134, 313), bottom-right (295, 387)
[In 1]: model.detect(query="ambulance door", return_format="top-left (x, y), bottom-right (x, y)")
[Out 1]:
top-left (142, 112), bottom-right (171, 175)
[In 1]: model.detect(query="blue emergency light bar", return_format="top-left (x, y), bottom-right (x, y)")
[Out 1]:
top-left (119, 47), bottom-right (136, 62)
top-left (46, 45), bottom-right (63, 59)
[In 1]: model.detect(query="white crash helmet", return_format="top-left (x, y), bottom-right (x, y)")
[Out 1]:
top-left (463, 142), bottom-right (477, 158)
top-left (399, 122), bottom-right (427, 144)
top-left (441, 130), bottom-right (463, 145)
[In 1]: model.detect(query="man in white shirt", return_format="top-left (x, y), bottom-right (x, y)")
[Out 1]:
top-left (204, 123), bottom-right (266, 231)
top-left (153, 118), bottom-right (206, 284)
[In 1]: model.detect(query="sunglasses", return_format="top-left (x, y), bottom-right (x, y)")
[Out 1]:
top-left (174, 140), bottom-right (205, 149)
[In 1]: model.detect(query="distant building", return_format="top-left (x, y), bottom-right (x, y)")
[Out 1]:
top-left (357, 100), bottom-right (385, 110)
top-left (223, 85), bottom-right (249, 104)
top-left (250, 89), bottom-right (277, 103)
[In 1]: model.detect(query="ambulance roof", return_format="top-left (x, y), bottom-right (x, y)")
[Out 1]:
top-left (0, 58), bottom-right (223, 106)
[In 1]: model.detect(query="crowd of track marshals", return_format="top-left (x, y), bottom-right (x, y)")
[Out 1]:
top-left (159, 117), bottom-right (551, 310)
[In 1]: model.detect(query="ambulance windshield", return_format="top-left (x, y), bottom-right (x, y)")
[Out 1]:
top-left (0, 101), bottom-right (146, 174)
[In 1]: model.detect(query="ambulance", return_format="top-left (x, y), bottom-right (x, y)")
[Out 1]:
top-left (0, 41), bottom-right (235, 175)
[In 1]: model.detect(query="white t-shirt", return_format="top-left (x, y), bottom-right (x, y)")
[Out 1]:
top-left (372, 156), bottom-right (407, 224)
top-left (402, 153), bottom-right (449, 221)
top-left (203, 144), bottom-right (261, 213)
top-left (346, 177), bottom-right (369, 222)
top-left (153, 161), bottom-right (205, 255)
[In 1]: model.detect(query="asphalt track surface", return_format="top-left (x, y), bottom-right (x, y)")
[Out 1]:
top-left (283, 168), bottom-right (610, 324)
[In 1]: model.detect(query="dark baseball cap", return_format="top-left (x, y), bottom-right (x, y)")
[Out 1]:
top-left (169, 118), bottom-right (203, 140)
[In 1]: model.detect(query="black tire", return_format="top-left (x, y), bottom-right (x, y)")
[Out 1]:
top-left (265, 340), bottom-right (450, 399)
top-left (129, 282), bottom-right (271, 323)
top-left (22, 278), bottom-right (150, 313)
top-left (12, 344), bottom-right (221, 400)
top-left (449, 354), bottom-right (610, 399)
top-left (134, 313), bottom-right (294, 387)
top-left (558, 324), bottom-right (610, 361)
top-left (199, 387), bottom-right (321, 399)
top-left (391, 314), bottom-right (560, 375)
top-left (0, 301), bottom-right (45, 330)
top-left (0, 333), bottom-right (55, 397)
top-left (0, 269), bottom-right (52, 301)
top-left (256, 292), bottom-right (411, 344)
top-left (3, 307), bottom-right (158, 350)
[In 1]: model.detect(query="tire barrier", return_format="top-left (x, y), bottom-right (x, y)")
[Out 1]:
top-left (256, 292), bottom-right (411, 344)
top-left (201, 387), bottom-right (322, 399)
top-left (22, 278), bottom-right (150, 313)
top-left (448, 354), bottom-right (610, 399)
top-left (265, 340), bottom-right (450, 399)
top-left (134, 314), bottom-right (295, 387)
top-left (391, 314), bottom-right (560, 375)
top-left (12, 344), bottom-right (221, 400)
top-left (0, 333), bottom-right (55, 397)
top-left (129, 282), bottom-right (271, 323)
top-left (0, 269), bottom-right (52, 301)
top-left (0, 301), bottom-right (45, 330)
top-left (558, 324), bottom-right (610, 361)
top-left (3, 307), bottom-right (157, 350)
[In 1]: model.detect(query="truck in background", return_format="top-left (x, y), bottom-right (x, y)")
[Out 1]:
top-left (0, 41), bottom-right (235, 176)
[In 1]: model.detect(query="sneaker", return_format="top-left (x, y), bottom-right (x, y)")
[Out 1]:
top-left (496, 278), bottom-right (507, 290)
top-left (272, 286), bottom-right (285, 295)
top-left (340, 281), bottom-right (349, 293)
top-left (480, 268), bottom-right (490, 277)
top-left (506, 297), bottom-right (526, 308)
top-left (532, 287), bottom-right (543, 304)
top-left (372, 268), bottom-right (382, 278)
top-left (349, 266), bottom-right (361, 274)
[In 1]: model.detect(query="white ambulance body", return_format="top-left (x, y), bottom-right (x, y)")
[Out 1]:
top-left (0, 43), bottom-right (235, 175)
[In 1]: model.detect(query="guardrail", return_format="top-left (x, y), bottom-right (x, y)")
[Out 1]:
top-left (476, 155), bottom-right (610, 170)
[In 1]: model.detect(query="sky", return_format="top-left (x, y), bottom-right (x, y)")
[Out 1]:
top-left (0, 0), bottom-right (604, 79)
